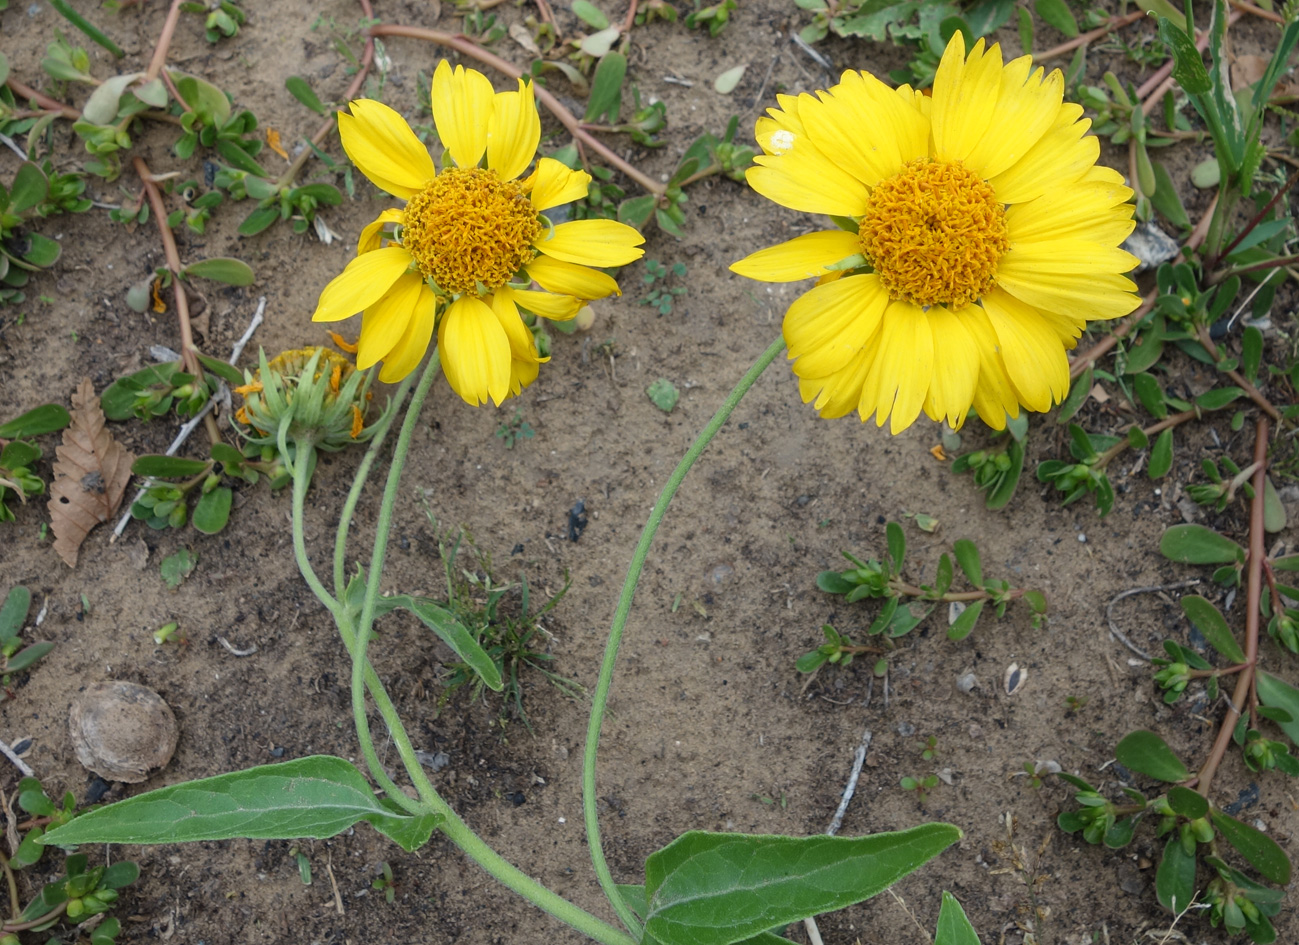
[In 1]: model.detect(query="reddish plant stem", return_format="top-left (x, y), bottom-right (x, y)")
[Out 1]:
top-left (368, 24), bottom-right (666, 198)
top-left (1194, 323), bottom-right (1282, 421)
top-left (3, 78), bottom-right (79, 120)
top-left (1207, 166), bottom-right (1299, 272)
top-left (1095, 406), bottom-right (1198, 469)
top-left (1068, 192), bottom-right (1217, 382)
top-left (274, 0), bottom-right (376, 190)
top-left (1190, 663), bottom-right (1248, 678)
top-left (1036, 10), bottom-right (1146, 63)
top-left (1195, 417), bottom-right (1268, 797)
top-left (890, 581), bottom-right (1026, 603)
top-left (144, 0), bottom-right (186, 84)
top-left (2, 900), bottom-right (68, 932)
top-left (1230, 0), bottom-right (1284, 23)
top-left (133, 156), bottom-right (200, 378)
top-left (1221, 252), bottom-right (1299, 281)
top-left (620, 0), bottom-right (639, 33)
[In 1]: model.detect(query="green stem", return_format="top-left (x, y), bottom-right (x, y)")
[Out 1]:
top-left (291, 442), bottom-right (342, 620)
top-left (331, 349), bottom-right (634, 945)
top-left (333, 371), bottom-right (419, 598)
top-left (582, 334), bottom-right (787, 937)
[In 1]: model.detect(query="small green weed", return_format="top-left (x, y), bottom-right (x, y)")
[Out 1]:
top-left (639, 260), bottom-right (688, 315)
top-left (495, 409), bottom-right (534, 449)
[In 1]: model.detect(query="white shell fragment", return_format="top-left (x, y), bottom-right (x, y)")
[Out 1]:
top-left (1003, 663), bottom-right (1027, 696)
top-left (69, 681), bottom-right (179, 783)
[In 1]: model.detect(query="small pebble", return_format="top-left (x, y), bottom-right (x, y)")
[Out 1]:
top-left (1077, 533), bottom-right (1087, 543)
top-left (895, 721), bottom-right (916, 737)
top-left (956, 672), bottom-right (977, 693)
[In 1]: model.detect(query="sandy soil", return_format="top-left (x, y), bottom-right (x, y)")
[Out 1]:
top-left (0, 1), bottom-right (1297, 944)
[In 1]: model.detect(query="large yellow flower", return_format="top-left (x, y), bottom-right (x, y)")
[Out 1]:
top-left (313, 61), bottom-right (645, 404)
top-left (731, 34), bottom-right (1140, 433)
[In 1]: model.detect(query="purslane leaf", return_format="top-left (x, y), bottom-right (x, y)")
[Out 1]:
top-left (39, 756), bottom-right (441, 853)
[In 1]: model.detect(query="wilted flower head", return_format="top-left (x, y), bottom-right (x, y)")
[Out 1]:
top-left (731, 33), bottom-right (1140, 433)
top-left (234, 347), bottom-right (382, 452)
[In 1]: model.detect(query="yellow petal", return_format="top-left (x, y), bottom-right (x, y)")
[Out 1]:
top-left (796, 70), bottom-right (928, 187)
top-left (489, 290), bottom-right (547, 397)
top-left (784, 274), bottom-right (888, 378)
top-left (746, 149), bottom-right (869, 218)
top-left (312, 246), bottom-right (413, 323)
top-left (754, 94), bottom-right (805, 155)
top-left (526, 254), bottom-right (621, 299)
top-left (509, 287), bottom-right (583, 321)
top-left (963, 304), bottom-right (1019, 429)
top-left (525, 157), bottom-right (592, 212)
top-left (536, 220), bottom-right (645, 267)
top-left (338, 101), bottom-right (437, 199)
top-left (1005, 179), bottom-right (1135, 245)
top-left (730, 229), bottom-right (862, 283)
top-left (432, 61), bottom-right (494, 169)
top-left (357, 272), bottom-right (427, 369)
top-left (357, 207), bottom-right (406, 256)
top-left (995, 239), bottom-right (1140, 322)
top-left (930, 35), bottom-right (1005, 165)
top-left (962, 57), bottom-right (1064, 180)
top-left (437, 295), bottom-right (512, 405)
top-left (797, 332), bottom-right (881, 419)
top-left (921, 306), bottom-right (979, 427)
top-left (980, 288), bottom-right (1069, 412)
top-left (378, 286), bottom-right (437, 383)
top-left (860, 301), bottom-right (934, 434)
top-left (989, 104), bottom-right (1098, 204)
top-left (487, 78), bottom-right (540, 181)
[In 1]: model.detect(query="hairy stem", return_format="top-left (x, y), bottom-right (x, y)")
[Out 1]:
top-left (583, 335), bottom-right (786, 937)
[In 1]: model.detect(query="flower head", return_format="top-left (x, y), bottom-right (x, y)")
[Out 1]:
top-left (313, 62), bottom-right (645, 404)
top-left (731, 34), bottom-right (1139, 433)
top-left (234, 347), bottom-right (382, 452)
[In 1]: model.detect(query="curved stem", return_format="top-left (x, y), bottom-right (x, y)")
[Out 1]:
top-left (291, 442), bottom-right (343, 620)
top-left (582, 335), bottom-right (786, 936)
top-left (333, 371), bottom-right (418, 598)
top-left (367, 24), bottom-right (666, 198)
top-left (144, 0), bottom-right (186, 84)
top-left (0, 848), bottom-right (18, 920)
top-left (2, 79), bottom-right (79, 119)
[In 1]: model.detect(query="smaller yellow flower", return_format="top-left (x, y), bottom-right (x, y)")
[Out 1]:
top-left (313, 61), bottom-right (645, 405)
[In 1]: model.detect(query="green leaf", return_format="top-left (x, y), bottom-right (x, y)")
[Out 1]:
top-left (795, 650), bottom-right (829, 673)
top-left (132, 455), bottom-right (210, 478)
top-left (1148, 428), bottom-right (1179, 480)
top-left (1123, 321), bottom-right (1166, 376)
top-left (1114, 730), bottom-right (1190, 783)
top-left (38, 756), bottom-right (442, 853)
top-left (1240, 325), bottom-right (1262, 383)
top-left (20, 233), bottom-right (61, 268)
top-left (81, 72), bottom-right (144, 125)
top-left (1255, 672), bottom-right (1299, 746)
top-left (216, 138), bottom-right (269, 176)
top-left (1150, 161), bottom-right (1190, 229)
top-left (159, 549), bottom-right (197, 588)
top-left (714, 65), bottom-right (746, 95)
top-left (1104, 815), bottom-right (1139, 849)
top-left (1157, 17), bottom-right (1210, 95)
top-left (1033, 0), bottom-right (1077, 36)
top-left (183, 257), bottom-right (255, 286)
top-left (196, 353), bottom-right (245, 387)
top-left (1132, 371), bottom-right (1166, 419)
top-left (646, 378), bottom-right (680, 413)
top-left (0, 586), bottom-right (31, 640)
top-left (618, 195), bottom-right (656, 228)
top-left (984, 439), bottom-right (1024, 510)
top-left (572, 0), bottom-right (610, 28)
top-left (6, 640), bottom-right (53, 673)
top-left (285, 76), bottom-right (327, 115)
top-left (376, 596), bottom-right (503, 692)
top-left (946, 599), bottom-right (984, 642)
top-left (192, 486), bottom-right (232, 534)
top-left (0, 404), bottom-right (70, 438)
top-left (1194, 387), bottom-right (1243, 410)
top-left (933, 891), bottom-right (980, 945)
top-left (100, 362), bottom-right (184, 421)
top-left (1180, 595), bottom-right (1245, 663)
top-left (238, 205), bottom-right (281, 236)
top-left (952, 539), bottom-right (981, 586)
top-left (1, 441), bottom-right (40, 470)
top-left (10, 162), bottom-right (50, 214)
top-left (584, 52), bottom-right (626, 123)
top-left (641, 825), bottom-right (961, 945)
top-left (1155, 835), bottom-right (1197, 912)
top-left (885, 522), bottom-right (905, 572)
top-left (816, 571), bottom-right (856, 595)
top-left (1159, 524), bottom-right (1245, 565)
top-left (1166, 785), bottom-right (1208, 820)
top-left (1210, 809), bottom-right (1291, 884)
top-left (1056, 367), bottom-right (1092, 423)
top-left (1264, 476), bottom-right (1286, 534)
top-left (1022, 589), bottom-right (1047, 614)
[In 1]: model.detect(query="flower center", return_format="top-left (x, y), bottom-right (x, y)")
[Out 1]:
top-left (402, 168), bottom-right (543, 296)
top-left (857, 159), bottom-right (1009, 309)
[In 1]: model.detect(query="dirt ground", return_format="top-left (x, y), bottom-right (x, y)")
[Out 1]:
top-left (1, 1), bottom-right (1297, 943)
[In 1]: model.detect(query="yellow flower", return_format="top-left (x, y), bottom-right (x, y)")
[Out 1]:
top-left (730, 34), bottom-right (1140, 433)
top-left (312, 61), bottom-right (645, 404)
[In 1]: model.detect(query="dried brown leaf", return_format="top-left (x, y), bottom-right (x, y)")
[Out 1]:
top-left (48, 379), bottom-right (134, 568)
